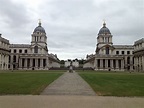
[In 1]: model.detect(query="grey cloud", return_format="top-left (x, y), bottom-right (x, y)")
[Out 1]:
top-left (0, 0), bottom-right (30, 29)
top-left (0, 0), bottom-right (143, 60)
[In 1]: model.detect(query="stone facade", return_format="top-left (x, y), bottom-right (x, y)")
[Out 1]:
top-left (134, 38), bottom-right (144, 72)
top-left (84, 22), bottom-right (134, 71)
top-left (9, 21), bottom-right (60, 70)
top-left (0, 34), bottom-right (10, 70)
top-left (65, 60), bottom-right (79, 68)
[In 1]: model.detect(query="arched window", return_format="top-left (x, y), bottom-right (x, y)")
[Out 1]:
top-left (25, 49), bottom-right (27, 53)
top-left (34, 46), bottom-right (38, 53)
top-left (19, 49), bottom-right (22, 53)
top-left (106, 47), bottom-right (109, 54)
top-left (14, 49), bottom-right (17, 53)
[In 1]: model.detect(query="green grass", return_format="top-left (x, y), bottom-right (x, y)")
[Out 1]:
top-left (0, 71), bottom-right (63, 95)
top-left (78, 71), bottom-right (144, 97)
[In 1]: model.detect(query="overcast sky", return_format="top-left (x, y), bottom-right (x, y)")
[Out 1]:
top-left (0, 0), bottom-right (144, 60)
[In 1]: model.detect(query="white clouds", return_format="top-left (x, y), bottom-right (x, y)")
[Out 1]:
top-left (0, 0), bottom-right (143, 60)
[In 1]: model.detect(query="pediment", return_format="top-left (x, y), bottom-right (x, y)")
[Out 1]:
top-left (30, 43), bottom-right (43, 48)
top-left (101, 44), bottom-right (114, 49)
top-left (96, 44), bottom-right (114, 53)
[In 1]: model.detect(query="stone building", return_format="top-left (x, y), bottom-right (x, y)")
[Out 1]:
top-left (134, 38), bottom-right (144, 72)
top-left (9, 21), bottom-right (60, 70)
top-left (84, 22), bottom-right (134, 71)
top-left (65, 59), bottom-right (79, 68)
top-left (0, 34), bottom-right (10, 70)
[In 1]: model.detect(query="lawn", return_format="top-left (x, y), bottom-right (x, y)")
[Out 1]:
top-left (78, 71), bottom-right (144, 97)
top-left (0, 71), bottom-right (63, 95)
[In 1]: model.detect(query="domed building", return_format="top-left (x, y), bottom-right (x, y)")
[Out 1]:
top-left (9, 21), bottom-right (60, 70)
top-left (84, 22), bottom-right (134, 71)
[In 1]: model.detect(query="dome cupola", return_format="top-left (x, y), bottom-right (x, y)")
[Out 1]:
top-left (98, 21), bottom-right (111, 35)
top-left (33, 20), bottom-right (46, 33)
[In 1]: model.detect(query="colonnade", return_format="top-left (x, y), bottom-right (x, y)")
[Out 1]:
top-left (134, 56), bottom-right (144, 72)
top-left (0, 53), bottom-right (9, 70)
top-left (94, 59), bottom-right (124, 71)
top-left (19, 57), bottom-right (49, 70)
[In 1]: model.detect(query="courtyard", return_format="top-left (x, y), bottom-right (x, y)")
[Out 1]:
top-left (0, 70), bottom-right (144, 96)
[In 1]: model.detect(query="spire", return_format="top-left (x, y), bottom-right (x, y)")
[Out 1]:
top-left (38, 19), bottom-right (41, 26)
top-left (103, 20), bottom-right (106, 27)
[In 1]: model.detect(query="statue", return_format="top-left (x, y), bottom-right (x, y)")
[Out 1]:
top-left (69, 61), bottom-right (73, 73)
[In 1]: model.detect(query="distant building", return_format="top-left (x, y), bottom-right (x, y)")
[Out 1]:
top-left (0, 34), bottom-right (10, 70)
top-left (134, 38), bottom-right (144, 72)
top-left (9, 21), bottom-right (60, 70)
top-left (84, 22), bottom-right (134, 71)
top-left (65, 59), bottom-right (79, 68)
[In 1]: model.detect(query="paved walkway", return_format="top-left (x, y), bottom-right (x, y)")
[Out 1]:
top-left (0, 95), bottom-right (144, 108)
top-left (41, 71), bottom-right (96, 96)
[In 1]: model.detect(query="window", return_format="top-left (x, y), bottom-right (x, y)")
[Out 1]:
top-left (34, 46), bottom-right (38, 53)
top-left (25, 50), bottom-right (27, 53)
top-left (106, 47), bottom-right (109, 54)
top-left (127, 57), bottom-right (130, 64)
top-left (116, 51), bottom-right (119, 55)
top-left (14, 49), bottom-right (17, 53)
top-left (127, 51), bottom-right (130, 54)
top-left (13, 55), bottom-right (16, 62)
top-left (122, 51), bottom-right (124, 55)
top-left (19, 49), bottom-right (22, 53)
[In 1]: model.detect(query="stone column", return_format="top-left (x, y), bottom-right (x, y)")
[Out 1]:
top-left (142, 56), bottom-right (144, 71)
top-left (116, 60), bottom-right (119, 70)
top-left (135, 57), bottom-right (137, 71)
top-left (130, 56), bottom-right (133, 71)
top-left (5, 55), bottom-right (8, 70)
top-left (25, 58), bottom-right (27, 69)
top-left (0, 54), bottom-right (1, 70)
top-left (121, 60), bottom-right (124, 70)
top-left (40, 59), bottom-right (43, 69)
top-left (134, 57), bottom-right (136, 71)
top-left (41, 59), bottom-right (43, 69)
top-left (94, 58), bottom-right (96, 69)
top-left (100, 59), bottom-right (103, 69)
top-left (125, 56), bottom-right (127, 69)
top-left (30, 58), bottom-right (32, 68)
top-left (35, 58), bottom-right (38, 69)
top-left (95, 59), bottom-right (98, 70)
top-left (46, 57), bottom-right (49, 70)
top-left (19, 58), bottom-right (22, 69)
top-left (140, 56), bottom-right (142, 71)
top-left (111, 59), bottom-right (113, 70)
top-left (105, 59), bottom-right (108, 69)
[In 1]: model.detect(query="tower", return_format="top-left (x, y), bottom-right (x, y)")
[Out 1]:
top-left (31, 20), bottom-right (48, 54)
top-left (96, 21), bottom-right (113, 55)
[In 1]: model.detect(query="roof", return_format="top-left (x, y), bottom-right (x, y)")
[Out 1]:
top-left (33, 21), bottom-right (46, 33)
top-left (10, 44), bottom-right (30, 48)
top-left (98, 22), bottom-right (111, 35)
top-left (0, 34), bottom-right (9, 44)
top-left (113, 45), bottom-right (134, 49)
top-left (134, 38), bottom-right (144, 45)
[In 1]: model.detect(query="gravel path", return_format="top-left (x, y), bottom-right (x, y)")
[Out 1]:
top-left (41, 71), bottom-right (96, 96)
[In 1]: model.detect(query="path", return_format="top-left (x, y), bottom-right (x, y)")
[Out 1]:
top-left (0, 95), bottom-right (144, 108)
top-left (41, 71), bottom-right (96, 96)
